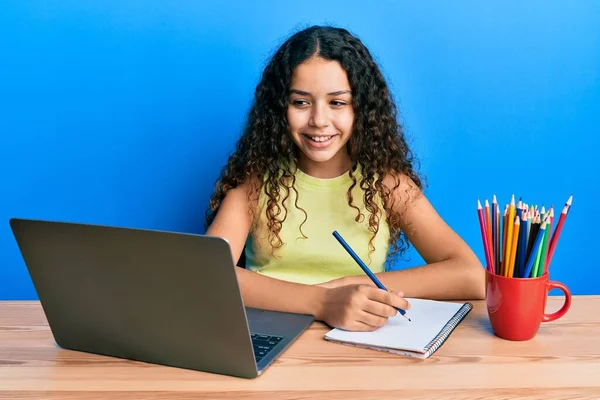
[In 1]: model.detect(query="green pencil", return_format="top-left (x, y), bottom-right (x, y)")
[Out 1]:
top-left (531, 234), bottom-right (544, 278)
top-left (537, 224), bottom-right (551, 277)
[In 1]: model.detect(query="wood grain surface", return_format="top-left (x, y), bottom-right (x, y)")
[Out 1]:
top-left (1, 297), bottom-right (599, 399)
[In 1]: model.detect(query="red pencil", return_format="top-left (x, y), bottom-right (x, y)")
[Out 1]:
top-left (477, 200), bottom-right (493, 273)
top-left (495, 202), bottom-right (499, 272)
top-left (501, 204), bottom-right (508, 276)
top-left (546, 195), bottom-right (573, 269)
top-left (543, 206), bottom-right (555, 275)
top-left (485, 200), bottom-right (494, 272)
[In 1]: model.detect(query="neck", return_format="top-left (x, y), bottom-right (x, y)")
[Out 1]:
top-left (297, 151), bottom-right (352, 179)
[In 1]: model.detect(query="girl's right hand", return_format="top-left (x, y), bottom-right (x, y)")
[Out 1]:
top-left (316, 284), bottom-right (410, 331)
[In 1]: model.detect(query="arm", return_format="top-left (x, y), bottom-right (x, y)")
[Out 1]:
top-left (205, 182), bottom-right (325, 316)
top-left (334, 174), bottom-right (485, 300)
top-left (206, 182), bottom-right (409, 330)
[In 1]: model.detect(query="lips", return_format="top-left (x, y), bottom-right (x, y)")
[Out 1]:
top-left (302, 134), bottom-right (337, 148)
top-left (306, 135), bottom-right (333, 142)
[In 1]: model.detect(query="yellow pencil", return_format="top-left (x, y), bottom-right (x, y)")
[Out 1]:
top-left (507, 216), bottom-right (521, 278)
top-left (504, 195), bottom-right (516, 276)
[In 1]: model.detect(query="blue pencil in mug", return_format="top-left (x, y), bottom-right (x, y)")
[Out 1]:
top-left (332, 231), bottom-right (411, 321)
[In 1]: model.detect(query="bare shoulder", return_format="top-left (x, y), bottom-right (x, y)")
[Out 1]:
top-left (223, 178), bottom-right (261, 207)
top-left (382, 171), bottom-right (473, 264)
top-left (382, 171), bottom-right (424, 214)
top-left (206, 177), bottom-right (262, 263)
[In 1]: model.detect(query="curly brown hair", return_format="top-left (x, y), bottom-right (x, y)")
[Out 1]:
top-left (205, 25), bottom-right (423, 264)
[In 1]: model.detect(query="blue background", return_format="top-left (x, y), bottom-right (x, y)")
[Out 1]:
top-left (1, 1), bottom-right (598, 299)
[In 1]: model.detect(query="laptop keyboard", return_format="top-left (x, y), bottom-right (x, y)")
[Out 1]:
top-left (250, 333), bottom-right (284, 363)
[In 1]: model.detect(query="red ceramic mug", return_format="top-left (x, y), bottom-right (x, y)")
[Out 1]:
top-left (485, 270), bottom-right (571, 341)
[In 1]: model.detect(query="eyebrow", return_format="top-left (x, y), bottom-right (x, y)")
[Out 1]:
top-left (289, 89), bottom-right (351, 96)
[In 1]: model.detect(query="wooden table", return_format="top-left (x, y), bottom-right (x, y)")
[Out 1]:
top-left (1, 297), bottom-right (599, 399)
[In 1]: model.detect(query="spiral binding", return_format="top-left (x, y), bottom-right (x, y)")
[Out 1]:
top-left (422, 302), bottom-right (473, 358)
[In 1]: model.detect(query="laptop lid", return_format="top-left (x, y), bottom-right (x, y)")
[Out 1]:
top-left (10, 218), bottom-right (261, 378)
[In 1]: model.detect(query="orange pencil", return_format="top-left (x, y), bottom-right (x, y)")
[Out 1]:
top-left (507, 216), bottom-right (520, 278)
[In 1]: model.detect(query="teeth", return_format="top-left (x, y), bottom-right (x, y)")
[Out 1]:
top-left (308, 135), bottom-right (333, 142)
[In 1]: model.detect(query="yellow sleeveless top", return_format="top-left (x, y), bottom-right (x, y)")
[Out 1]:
top-left (245, 166), bottom-right (390, 285)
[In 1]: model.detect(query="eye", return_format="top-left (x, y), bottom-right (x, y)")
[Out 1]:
top-left (330, 100), bottom-right (347, 107)
top-left (291, 99), bottom-right (309, 107)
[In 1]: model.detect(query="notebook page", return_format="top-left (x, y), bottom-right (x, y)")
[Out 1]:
top-left (325, 298), bottom-right (465, 353)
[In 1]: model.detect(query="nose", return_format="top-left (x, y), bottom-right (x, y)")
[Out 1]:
top-left (308, 101), bottom-right (329, 128)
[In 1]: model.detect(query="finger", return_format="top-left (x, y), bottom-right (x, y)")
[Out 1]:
top-left (356, 310), bottom-right (389, 329)
top-left (362, 298), bottom-right (398, 318)
top-left (365, 288), bottom-right (410, 311)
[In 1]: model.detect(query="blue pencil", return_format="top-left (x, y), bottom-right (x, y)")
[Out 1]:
top-left (522, 219), bottom-right (548, 279)
top-left (517, 213), bottom-right (529, 278)
top-left (332, 231), bottom-right (410, 321)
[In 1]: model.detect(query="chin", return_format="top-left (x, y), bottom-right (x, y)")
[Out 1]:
top-left (302, 150), bottom-right (340, 164)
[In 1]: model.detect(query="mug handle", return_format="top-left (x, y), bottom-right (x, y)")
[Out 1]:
top-left (542, 280), bottom-right (572, 322)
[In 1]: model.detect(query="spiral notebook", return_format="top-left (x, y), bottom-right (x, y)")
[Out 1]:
top-left (324, 298), bottom-right (472, 359)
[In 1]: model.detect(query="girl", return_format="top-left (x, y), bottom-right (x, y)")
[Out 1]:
top-left (205, 25), bottom-right (484, 332)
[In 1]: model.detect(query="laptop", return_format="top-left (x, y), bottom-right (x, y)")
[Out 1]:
top-left (9, 218), bottom-right (314, 379)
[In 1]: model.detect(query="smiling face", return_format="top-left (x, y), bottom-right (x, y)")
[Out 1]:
top-left (286, 56), bottom-right (354, 178)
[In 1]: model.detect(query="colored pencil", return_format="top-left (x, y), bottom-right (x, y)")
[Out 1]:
top-left (492, 195), bottom-right (498, 274)
top-left (495, 202), bottom-right (501, 274)
top-left (477, 195), bottom-right (571, 279)
top-left (332, 231), bottom-right (410, 320)
top-left (503, 195), bottom-right (516, 276)
top-left (517, 212), bottom-right (529, 278)
top-left (540, 205), bottom-right (546, 220)
top-left (501, 204), bottom-right (509, 276)
top-left (485, 200), bottom-right (494, 272)
top-left (477, 200), bottom-right (493, 273)
top-left (546, 195), bottom-right (573, 269)
top-left (524, 207), bottom-right (532, 273)
top-left (527, 213), bottom-right (540, 263)
top-left (507, 215), bottom-right (520, 278)
top-left (537, 220), bottom-right (551, 277)
top-left (513, 200), bottom-right (523, 275)
top-left (543, 207), bottom-right (555, 275)
top-left (523, 219), bottom-right (548, 279)
top-left (531, 239), bottom-right (543, 277)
